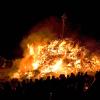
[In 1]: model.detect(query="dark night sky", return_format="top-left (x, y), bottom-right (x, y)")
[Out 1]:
top-left (0, 1), bottom-right (100, 59)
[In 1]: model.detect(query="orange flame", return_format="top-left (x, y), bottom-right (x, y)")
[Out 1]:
top-left (11, 38), bottom-right (100, 79)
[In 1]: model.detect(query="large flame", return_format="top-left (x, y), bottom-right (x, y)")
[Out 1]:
top-left (11, 38), bottom-right (100, 79)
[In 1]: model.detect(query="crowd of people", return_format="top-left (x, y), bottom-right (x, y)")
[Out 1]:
top-left (0, 71), bottom-right (100, 99)
top-left (0, 56), bottom-right (12, 68)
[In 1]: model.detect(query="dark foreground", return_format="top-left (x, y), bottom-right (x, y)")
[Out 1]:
top-left (0, 72), bottom-right (100, 99)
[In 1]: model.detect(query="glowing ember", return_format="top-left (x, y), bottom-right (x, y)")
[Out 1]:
top-left (11, 38), bottom-right (100, 79)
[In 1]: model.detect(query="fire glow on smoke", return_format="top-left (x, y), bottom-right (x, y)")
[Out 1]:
top-left (11, 17), bottom-right (100, 80)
